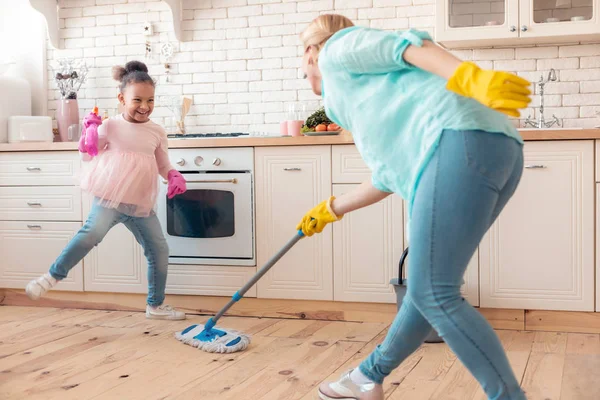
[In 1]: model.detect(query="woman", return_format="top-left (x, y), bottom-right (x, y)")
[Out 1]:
top-left (297, 15), bottom-right (531, 400)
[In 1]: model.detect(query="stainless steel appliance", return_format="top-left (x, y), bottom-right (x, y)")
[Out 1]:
top-left (157, 147), bottom-right (254, 266)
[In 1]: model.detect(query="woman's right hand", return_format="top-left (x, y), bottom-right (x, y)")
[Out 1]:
top-left (446, 61), bottom-right (532, 117)
top-left (296, 196), bottom-right (342, 237)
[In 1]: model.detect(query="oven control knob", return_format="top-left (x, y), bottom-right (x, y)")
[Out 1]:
top-left (176, 158), bottom-right (185, 166)
top-left (212, 158), bottom-right (222, 166)
top-left (194, 156), bottom-right (203, 166)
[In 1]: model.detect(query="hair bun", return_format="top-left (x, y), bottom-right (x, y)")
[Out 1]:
top-left (111, 65), bottom-right (127, 82)
top-left (125, 61), bottom-right (148, 74)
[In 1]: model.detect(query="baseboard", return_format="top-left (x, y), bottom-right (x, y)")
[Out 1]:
top-left (0, 288), bottom-right (535, 332)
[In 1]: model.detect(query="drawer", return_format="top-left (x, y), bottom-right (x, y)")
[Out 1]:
top-left (332, 145), bottom-right (371, 183)
top-left (0, 186), bottom-right (82, 221)
top-left (0, 151), bottom-right (81, 186)
top-left (0, 221), bottom-right (83, 291)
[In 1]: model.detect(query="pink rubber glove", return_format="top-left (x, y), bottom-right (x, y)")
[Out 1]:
top-left (167, 170), bottom-right (187, 199)
top-left (79, 109), bottom-right (102, 156)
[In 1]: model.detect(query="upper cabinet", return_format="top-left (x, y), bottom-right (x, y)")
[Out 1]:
top-left (436, 0), bottom-right (600, 48)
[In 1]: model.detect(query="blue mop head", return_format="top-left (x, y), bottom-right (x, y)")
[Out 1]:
top-left (175, 318), bottom-right (251, 353)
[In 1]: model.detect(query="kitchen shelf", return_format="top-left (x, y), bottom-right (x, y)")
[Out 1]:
top-left (28, 0), bottom-right (188, 50)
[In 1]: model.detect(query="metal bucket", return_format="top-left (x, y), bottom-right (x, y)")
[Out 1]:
top-left (389, 247), bottom-right (444, 343)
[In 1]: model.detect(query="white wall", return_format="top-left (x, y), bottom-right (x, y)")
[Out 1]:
top-left (0, 0), bottom-right (48, 117)
top-left (36, 0), bottom-right (600, 132)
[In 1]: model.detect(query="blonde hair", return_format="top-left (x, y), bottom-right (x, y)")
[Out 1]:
top-left (300, 14), bottom-right (354, 60)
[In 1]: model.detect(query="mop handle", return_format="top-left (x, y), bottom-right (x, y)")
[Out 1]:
top-left (205, 230), bottom-right (305, 329)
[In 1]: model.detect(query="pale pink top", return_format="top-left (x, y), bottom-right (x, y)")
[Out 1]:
top-left (80, 114), bottom-right (173, 217)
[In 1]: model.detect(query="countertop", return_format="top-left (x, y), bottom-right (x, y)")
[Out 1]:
top-left (0, 129), bottom-right (599, 152)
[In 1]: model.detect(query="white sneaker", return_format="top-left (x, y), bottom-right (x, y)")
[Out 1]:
top-left (25, 273), bottom-right (58, 300)
top-left (146, 304), bottom-right (186, 320)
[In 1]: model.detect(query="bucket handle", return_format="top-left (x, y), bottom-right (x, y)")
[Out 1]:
top-left (398, 247), bottom-right (408, 285)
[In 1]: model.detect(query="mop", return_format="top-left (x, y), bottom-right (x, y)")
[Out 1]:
top-left (175, 230), bottom-right (305, 353)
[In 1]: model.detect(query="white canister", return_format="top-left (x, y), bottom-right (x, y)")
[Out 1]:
top-left (8, 116), bottom-right (53, 143)
top-left (0, 76), bottom-right (32, 143)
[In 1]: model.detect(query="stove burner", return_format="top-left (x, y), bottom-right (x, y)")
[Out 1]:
top-left (168, 132), bottom-right (250, 139)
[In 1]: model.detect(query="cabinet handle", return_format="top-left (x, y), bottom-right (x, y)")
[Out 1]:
top-left (27, 224), bottom-right (42, 230)
top-left (162, 178), bottom-right (237, 184)
top-left (521, 25), bottom-right (528, 32)
top-left (525, 164), bottom-right (546, 169)
top-left (27, 202), bottom-right (42, 207)
top-left (26, 167), bottom-right (41, 172)
top-left (283, 168), bottom-right (302, 171)
top-left (510, 25), bottom-right (516, 32)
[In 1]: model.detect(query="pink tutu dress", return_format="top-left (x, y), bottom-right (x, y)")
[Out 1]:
top-left (80, 114), bottom-right (174, 217)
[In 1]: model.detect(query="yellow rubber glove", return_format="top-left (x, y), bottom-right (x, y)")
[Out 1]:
top-left (296, 196), bottom-right (342, 237)
top-left (446, 62), bottom-right (532, 118)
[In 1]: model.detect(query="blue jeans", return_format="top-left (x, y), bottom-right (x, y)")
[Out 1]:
top-left (49, 200), bottom-right (169, 306)
top-left (359, 130), bottom-right (526, 400)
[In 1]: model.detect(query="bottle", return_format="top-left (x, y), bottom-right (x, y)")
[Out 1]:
top-left (102, 110), bottom-right (109, 121)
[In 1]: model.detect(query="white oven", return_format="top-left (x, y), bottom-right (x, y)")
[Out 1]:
top-left (157, 147), bottom-right (255, 266)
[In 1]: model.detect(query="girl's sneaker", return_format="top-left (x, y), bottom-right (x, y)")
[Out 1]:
top-left (25, 273), bottom-right (58, 300)
top-left (318, 370), bottom-right (384, 400)
top-left (146, 304), bottom-right (186, 320)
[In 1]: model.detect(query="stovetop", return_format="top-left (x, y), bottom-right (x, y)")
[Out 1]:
top-left (168, 133), bottom-right (250, 139)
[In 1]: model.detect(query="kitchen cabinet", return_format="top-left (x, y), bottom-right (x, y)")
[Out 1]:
top-left (255, 146), bottom-right (333, 300)
top-left (436, 0), bottom-right (600, 48)
top-left (0, 221), bottom-right (83, 291)
top-left (333, 184), bottom-right (403, 303)
top-left (81, 193), bottom-right (148, 294)
top-left (480, 140), bottom-right (594, 311)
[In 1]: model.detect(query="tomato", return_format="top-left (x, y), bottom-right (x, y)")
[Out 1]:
top-left (315, 124), bottom-right (327, 132)
top-left (327, 123), bottom-right (340, 131)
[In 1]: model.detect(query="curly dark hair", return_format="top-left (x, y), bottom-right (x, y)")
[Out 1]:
top-left (111, 60), bottom-right (155, 92)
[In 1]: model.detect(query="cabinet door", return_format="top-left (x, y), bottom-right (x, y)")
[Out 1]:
top-left (520, 0), bottom-right (599, 38)
top-left (255, 146), bottom-right (333, 300)
top-left (0, 221), bottom-right (83, 291)
top-left (436, 0), bottom-right (519, 45)
top-left (480, 141), bottom-right (594, 311)
top-left (333, 184), bottom-right (403, 303)
top-left (82, 193), bottom-right (148, 294)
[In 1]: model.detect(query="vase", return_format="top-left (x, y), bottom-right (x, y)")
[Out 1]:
top-left (56, 99), bottom-right (80, 142)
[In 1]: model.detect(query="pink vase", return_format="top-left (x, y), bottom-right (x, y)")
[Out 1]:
top-left (56, 99), bottom-right (80, 142)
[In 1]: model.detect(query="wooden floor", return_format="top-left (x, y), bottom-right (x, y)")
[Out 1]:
top-left (0, 307), bottom-right (599, 400)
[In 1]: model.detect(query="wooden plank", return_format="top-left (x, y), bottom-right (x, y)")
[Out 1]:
top-left (0, 306), bottom-right (61, 325)
top-left (525, 310), bottom-right (600, 334)
top-left (560, 333), bottom-right (600, 400)
top-left (478, 308), bottom-right (525, 331)
top-left (298, 328), bottom-right (425, 400)
top-left (257, 319), bottom-right (387, 342)
top-left (521, 332), bottom-right (567, 400)
top-left (531, 332), bottom-right (568, 354)
top-left (388, 344), bottom-right (457, 400)
top-left (0, 289), bottom-right (399, 324)
top-left (566, 333), bottom-right (600, 355)
top-left (222, 341), bottom-right (365, 400)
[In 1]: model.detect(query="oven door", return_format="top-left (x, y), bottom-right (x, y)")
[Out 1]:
top-left (157, 172), bottom-right (254, 264)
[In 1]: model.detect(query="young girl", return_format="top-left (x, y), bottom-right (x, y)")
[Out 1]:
top-left (26, 61), bottom-right (188, 321)
top-left (297, 15), bottom-right (531, 400)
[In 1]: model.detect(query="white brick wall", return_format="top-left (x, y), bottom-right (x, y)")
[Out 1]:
top-left (48, 0), bottom-right (600, 133)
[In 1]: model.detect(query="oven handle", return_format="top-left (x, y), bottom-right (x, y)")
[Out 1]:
top-left (162, 178), bottom-right (238, 184)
